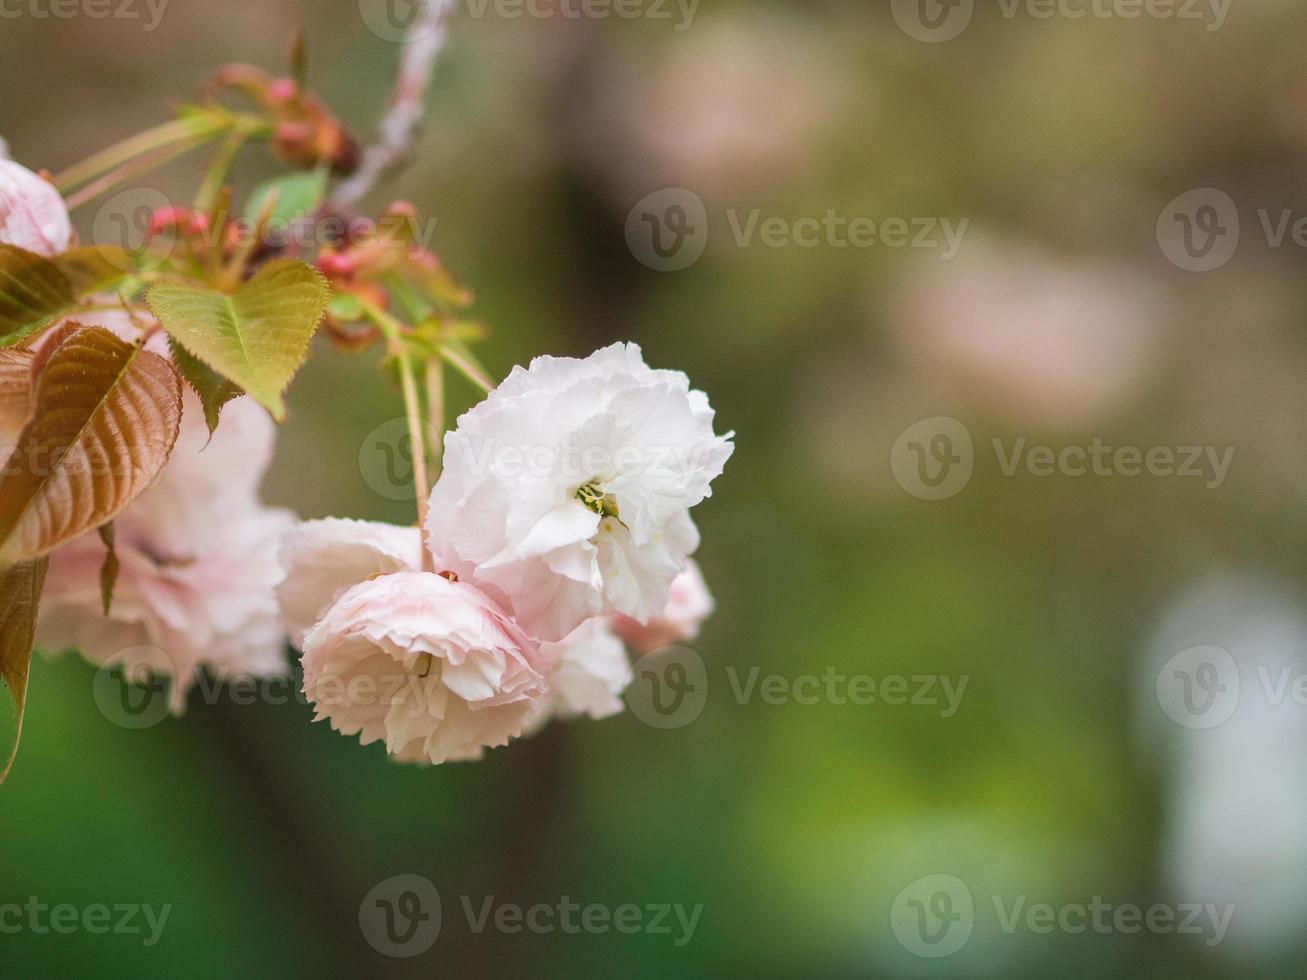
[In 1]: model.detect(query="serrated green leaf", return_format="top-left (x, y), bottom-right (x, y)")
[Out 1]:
top-left (0, 324), bottom-right (183, 569)
top-left (0, 556), bottom-right (47, 784)
top-left (244, 170), bottom-right (328, 226)
top-left (0, 245), bottom-right (75, 347)
top-left (146, 260), bottom-right (329, 421)
top-left (169, 337), bottom-right (243, 436)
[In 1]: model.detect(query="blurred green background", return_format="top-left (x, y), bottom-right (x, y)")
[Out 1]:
top-left (5, 0), bottom-right (1307, 976)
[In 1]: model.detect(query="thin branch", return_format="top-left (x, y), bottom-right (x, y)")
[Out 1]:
top-left (329, 0), bottom-right (455, 210)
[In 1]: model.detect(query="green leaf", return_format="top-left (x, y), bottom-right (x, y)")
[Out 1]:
top-left (98, 523), bottom-right (119, 616)
top-left (244, 170), bottom-right (328, 226)
top-left (169, 337), bottom-right (243, 436)
top-left (0, 556), bottom-right (47, 784)
top-left (146, 259), bottom-right (329, 421)
top-left (0, 245), bottom-right (75, 347)
top-left (0, 245), bottom-right (144, 348)
top-left (52, 245), bottom-right (138, 296)
top-left (0, 324), bottom-right (183, 569)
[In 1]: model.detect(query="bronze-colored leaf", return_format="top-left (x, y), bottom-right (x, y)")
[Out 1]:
top-left (0, 348), bottom-right (35, 453)
top-left (0, 324), bottom-right (183, 569)
top-left (0, 557), bottom-right (48, 784)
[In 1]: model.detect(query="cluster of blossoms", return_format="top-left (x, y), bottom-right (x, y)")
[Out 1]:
top-left (280, 343), bottom-right (732, 762)
top-left (1, 149), bottom-right (731, 765)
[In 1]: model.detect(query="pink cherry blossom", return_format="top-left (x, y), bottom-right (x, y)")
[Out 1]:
top-left (38, 394), bottom-right (294, 710)
top-left (426, 342), bottom-right (732, 642)
top-left (0, 157), bottom-right (72, 257)
top-left (277, 518), bottom-right (424, 647)
top-left (612, 559), bottom-right (714, 654)
top-left (521, 617), bottom-right (632, 737)
top-left (300, 572), bottom-right (547, 764)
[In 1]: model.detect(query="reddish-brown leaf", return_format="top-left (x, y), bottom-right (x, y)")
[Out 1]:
top-left (0, 324), bottom-right (182, 568)
top-left (0, 557), bottom-right (47, 784)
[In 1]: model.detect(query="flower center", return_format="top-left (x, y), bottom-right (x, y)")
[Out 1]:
top-left (576, 482), bottom-right (620, 520)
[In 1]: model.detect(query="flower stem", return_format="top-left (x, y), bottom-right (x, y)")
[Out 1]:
top-left (361, 300), bottom-right (435, 571)
top-left (397, 351), bottom-right (434, 571)
top-left (426, 356), bottom-right (444, 483)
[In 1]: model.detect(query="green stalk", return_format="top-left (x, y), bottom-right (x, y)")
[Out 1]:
top-left (426, 357), bottom-right (444, 484)
top-left (194, 131), bottom-right (250, 214)
top-left (62, 136), bottom-right (211, 212)
top-left (55, 115), bottom-right (228, 192)
top-left (441, 343), bottom-right (495, 393)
